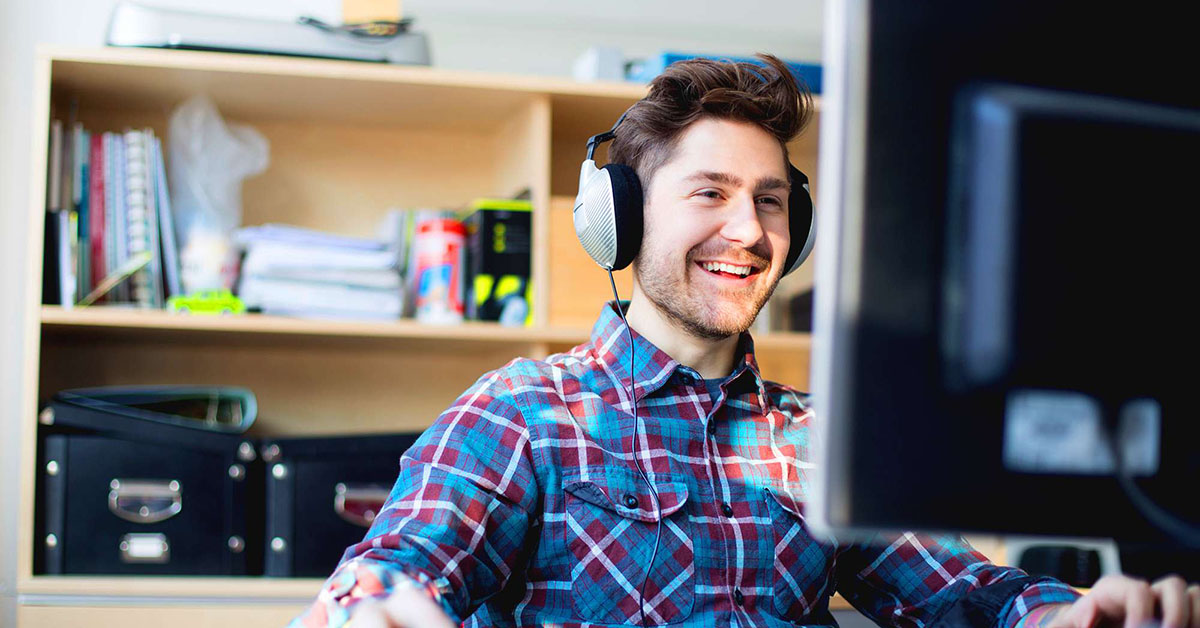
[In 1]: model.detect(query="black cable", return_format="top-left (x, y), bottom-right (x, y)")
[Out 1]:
top-left (1102, 408), bottom-right (1200, 548)
top-left (608, 270), bottom-right (663, 627)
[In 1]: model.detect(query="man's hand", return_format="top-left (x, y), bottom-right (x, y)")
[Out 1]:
top-left (350, 584), bottom-right (458, 628)
top-left (1044, 574), bottom-right (1200, 628)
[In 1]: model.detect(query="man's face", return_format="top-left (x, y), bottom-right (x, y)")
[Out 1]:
top-left (633, 117), bottom-right (792, 340)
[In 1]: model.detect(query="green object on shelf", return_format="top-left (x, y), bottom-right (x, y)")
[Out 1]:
top-left (167, 290), bottom-right (246, 315)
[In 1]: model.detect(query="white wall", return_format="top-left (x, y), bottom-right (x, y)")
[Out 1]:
top-left (0, 2), bottom-right (821, 625)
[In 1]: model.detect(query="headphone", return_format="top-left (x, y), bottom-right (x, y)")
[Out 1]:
top-left (573, 108), bottom-right (817, 275)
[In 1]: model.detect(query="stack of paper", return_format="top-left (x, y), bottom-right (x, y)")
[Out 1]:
top-left (235, 224), bottom-right (403, 320)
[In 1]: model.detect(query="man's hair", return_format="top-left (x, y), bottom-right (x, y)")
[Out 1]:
top-left (608, 53), bottom-right (813, 190)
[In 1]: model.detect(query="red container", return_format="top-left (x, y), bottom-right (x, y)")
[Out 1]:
top-left (412, 218), bottom-right (466, 323)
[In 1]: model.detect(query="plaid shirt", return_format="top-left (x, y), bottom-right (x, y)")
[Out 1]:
top-left (293, 302), bottom-right (1080, 627)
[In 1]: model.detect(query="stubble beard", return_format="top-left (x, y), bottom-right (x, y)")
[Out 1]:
top-left (634, 243), bottom-right (781, 341)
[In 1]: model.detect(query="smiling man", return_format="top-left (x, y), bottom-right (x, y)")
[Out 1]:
top-left (292, 55), bottom-right (1198, 628)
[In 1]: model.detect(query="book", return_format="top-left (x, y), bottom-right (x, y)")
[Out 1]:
top-left (153, 135), bottom-right (181, 300)
top-left (43, 210), bottom-right (77, 307)
top-left (88, 133), bottom-right (106, 294)
top-left (103, 132), bottom-right (119, 302)
top-left (73, 124), bottom-right (90, 302)
top-left (142, 129), bottom-right (164, 308)
top-left (46, 120), bottom-right (63, 213)
top-left (124, 129), bottom-right (154, 307)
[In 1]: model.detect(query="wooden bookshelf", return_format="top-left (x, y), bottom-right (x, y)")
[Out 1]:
top-left (17, 45), bottom-right (823, 625)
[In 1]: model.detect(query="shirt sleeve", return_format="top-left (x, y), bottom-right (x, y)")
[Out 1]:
top-left (833, 532), bottom-right (1081, 627)
top-left (288, 367), bottom-right (541, 627)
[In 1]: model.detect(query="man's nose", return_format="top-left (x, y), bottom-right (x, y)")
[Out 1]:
top-left (719, 194), bottom-right (766, 246)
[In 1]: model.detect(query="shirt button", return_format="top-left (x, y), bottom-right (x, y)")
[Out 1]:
top-left (680, 374), bottom-right (695, 386)
top-left (721, 502), bottom-right (734, 517)
top-left (706, 421), bottom-right (716, 436)
top-left (733, 588), bottom-right (745, 606)
top-left (622, 494), bottom-right (638, 509)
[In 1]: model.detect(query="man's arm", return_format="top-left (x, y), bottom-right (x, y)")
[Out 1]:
top-left (833, 532), bottom-right (1081, 628)
top-left (290, 368), bottom-right (540, 627)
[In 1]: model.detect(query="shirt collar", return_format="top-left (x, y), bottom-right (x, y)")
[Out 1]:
top-left (589, 301), bottom-right (768, 406)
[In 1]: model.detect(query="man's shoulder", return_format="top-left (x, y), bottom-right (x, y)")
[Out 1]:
top-left (476, 340), bottom-right (600, 396)
top-left (761, 377), bottom-right (814, 416)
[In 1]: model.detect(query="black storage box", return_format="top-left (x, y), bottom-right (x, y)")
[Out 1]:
top-left (262, 433), bottom-right (419, 577)
top-left (36, 392), bottom-right (262, 575)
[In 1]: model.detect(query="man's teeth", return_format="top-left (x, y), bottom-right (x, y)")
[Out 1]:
top-left (701, 261), bottom-right (752, 277)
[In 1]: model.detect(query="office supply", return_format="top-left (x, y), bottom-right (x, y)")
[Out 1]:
top-left (261, 433), bottom-right (421, 577)
top-left (37, 389), bottom-right (260, 575)
top-left (106, 2), bottom-right (430, 65)
top-left (52, 386), bottom-right (258, 434)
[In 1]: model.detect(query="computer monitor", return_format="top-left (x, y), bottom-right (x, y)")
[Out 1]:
top-left (808, 0), bottom-right (1199, 555)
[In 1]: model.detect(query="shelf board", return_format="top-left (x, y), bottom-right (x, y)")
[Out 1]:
top-left (40, 306), bottom-right (811, 351)
top-left (40, 306), bottom-right (585, 345)
top-left (19, 575), bottom-right (322, 602)
top-left (42, 45), bottom-right (651, 130)
top-left (43, 45), bottom-right (652, 99)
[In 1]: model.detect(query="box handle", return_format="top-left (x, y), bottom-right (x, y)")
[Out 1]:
top-left (108, 479), bottom-right (182, 524)
top-left (334, 483), bottom-right (390, 527)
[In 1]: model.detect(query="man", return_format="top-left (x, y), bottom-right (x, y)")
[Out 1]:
top-left (293, 55), bottom-right (1198, 628)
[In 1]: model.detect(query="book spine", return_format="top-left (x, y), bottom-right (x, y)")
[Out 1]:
top-left (112, 134), bottom-right (129, 303)
top-left (74, 125), bottom-right (89, 302)
top-left (89, 133), bottom-right (106, 293)
top-left (142, 129), bottom-right (163, 308)
top-left (46, 120), bottom-right (62, 213)
top-left (124, 129), bottom-right (152, 308)
top-left (103, 132), bottom-right (118, 302)
top-left (153, 136), bottom-right (181, 300)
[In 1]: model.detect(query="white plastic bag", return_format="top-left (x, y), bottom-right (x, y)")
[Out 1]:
top-left (168, 95), bottom-right (269, 292)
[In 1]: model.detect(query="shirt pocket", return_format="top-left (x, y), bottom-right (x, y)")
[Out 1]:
top-left (563, 469), bottom-right (695, 625)
top-left (763, 485), bottom-right (837, 621)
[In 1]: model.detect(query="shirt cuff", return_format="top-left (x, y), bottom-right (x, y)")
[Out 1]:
top-left (289, 557), bottom-right (456, 627)
top-left (1003, 578), bottom-right (1083, 628)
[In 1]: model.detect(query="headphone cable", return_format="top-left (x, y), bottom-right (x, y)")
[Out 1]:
top-left (608, 270), bottom-right (663, 627)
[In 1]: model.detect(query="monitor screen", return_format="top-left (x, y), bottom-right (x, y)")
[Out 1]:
top-left (808, 0), bottom-right (1200, 551)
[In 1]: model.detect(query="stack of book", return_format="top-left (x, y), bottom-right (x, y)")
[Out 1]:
top-left (43, 118), bottom-right (181, 309)
top-left (235, 224), bottom-right (403, 320)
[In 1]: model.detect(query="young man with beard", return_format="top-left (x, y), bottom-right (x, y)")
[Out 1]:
top-left (293, 55), bottom-right (1199, 628)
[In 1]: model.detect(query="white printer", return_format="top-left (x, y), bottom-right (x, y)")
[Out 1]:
top-left (107, 2), bottom-right (431, 65)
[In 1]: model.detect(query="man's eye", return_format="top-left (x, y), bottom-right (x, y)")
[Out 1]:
top-left (757, 196), bottom-right (783, 207)
top-left (697, 190), bottom-right (722, 200)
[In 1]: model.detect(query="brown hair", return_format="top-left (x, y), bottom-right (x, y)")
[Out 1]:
top-left (608, 53), bottom-right (813, 190)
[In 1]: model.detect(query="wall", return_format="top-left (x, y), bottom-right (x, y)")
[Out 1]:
top-left (0, 1), bottom-right (822, 626)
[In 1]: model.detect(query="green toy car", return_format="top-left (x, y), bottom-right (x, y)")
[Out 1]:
top-left (166, 290), bottom-right (246, 315)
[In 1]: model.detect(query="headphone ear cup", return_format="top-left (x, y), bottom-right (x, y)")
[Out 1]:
top-left (784, 164), bottom-right (816, 275)
top-left (601, 163), bottom-right (644, 271)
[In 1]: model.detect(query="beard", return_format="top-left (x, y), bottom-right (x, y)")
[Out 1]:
top-left (633, 236), bottom-right (782, 341)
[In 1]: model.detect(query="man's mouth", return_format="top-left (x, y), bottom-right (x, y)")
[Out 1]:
top-left (696, 260), bottom-right (761, 280)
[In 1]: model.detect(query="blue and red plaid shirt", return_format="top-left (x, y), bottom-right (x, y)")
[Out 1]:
top-left (293, 302), bottom-right (1080, 627)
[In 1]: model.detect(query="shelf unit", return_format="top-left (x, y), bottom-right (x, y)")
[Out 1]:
top-left (16, 46), bottom-right (823, 625)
